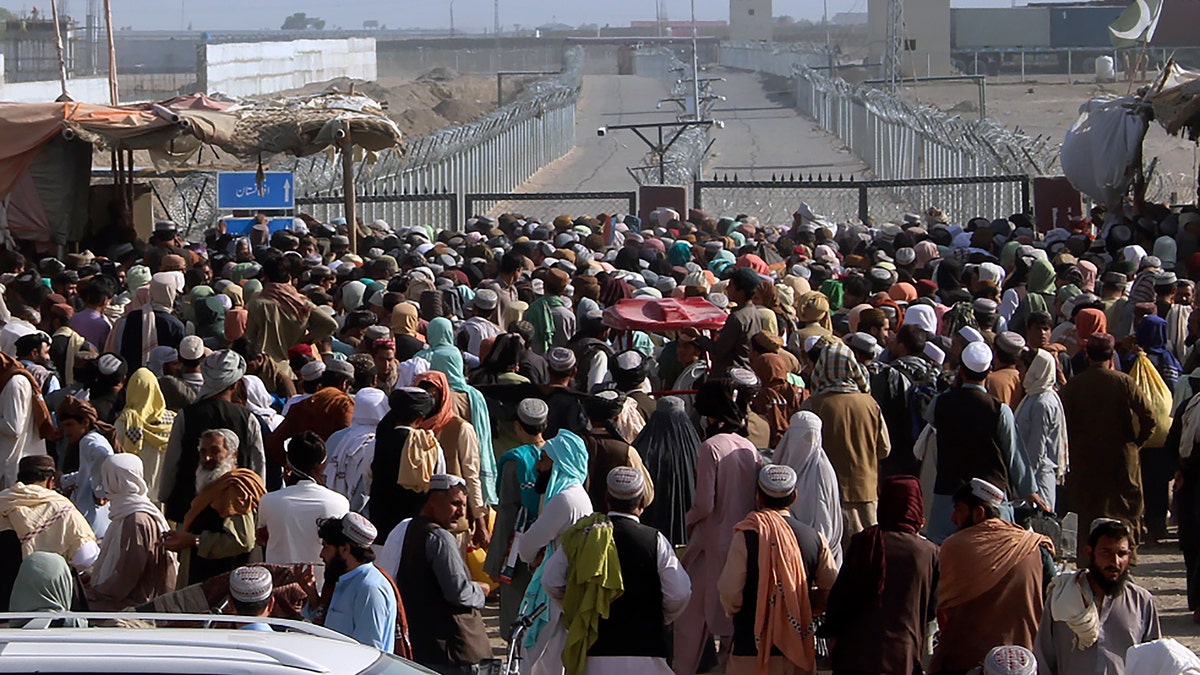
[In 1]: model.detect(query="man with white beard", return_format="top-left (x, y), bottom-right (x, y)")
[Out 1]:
top-left (162, 428), bottom-right (265, 586)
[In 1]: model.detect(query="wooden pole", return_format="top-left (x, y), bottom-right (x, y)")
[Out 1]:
top-left (48, 0), bottom-right (69, 99)
top-left (341, 120), bottom-right (357, 254)
top-left (103, 0), bottom-right (118, 105)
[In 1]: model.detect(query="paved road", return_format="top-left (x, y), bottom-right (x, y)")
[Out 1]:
top-left (704, 68), bottom-right (867, 182)
top-left (515, 74), bottom-right (671, 195)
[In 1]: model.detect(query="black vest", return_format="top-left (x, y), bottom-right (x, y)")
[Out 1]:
top-left (588, 515), bottom-right (669, 658)
top-left (933, 385), bottom-right (1007, 496)
top-left (732, 514), bottom-right (820, 657)
top-left (163, 397), bottom-right (255, 522)
top-left (397, 516), bottom-right (491, 667)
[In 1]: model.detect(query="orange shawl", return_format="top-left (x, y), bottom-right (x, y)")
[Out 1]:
top-left (938, 518), bottom-right (1052, 612)
top-left (182, 468), bottom-right (266, 531)
top-left (412, 370), bottom-right (455, 433)
top-left (733, 510), bottom-right (815, 672)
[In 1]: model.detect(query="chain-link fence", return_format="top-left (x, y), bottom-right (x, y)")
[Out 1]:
top-left (464, 192), bottom-right (638, 220)
top-left (720, 42), bottom-right (1054, 222)
top-left (695, 175), bottom-right (1030, 226)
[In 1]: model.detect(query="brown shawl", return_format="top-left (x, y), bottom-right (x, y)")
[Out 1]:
top-left (938, 518), bottom-right (1052, 611)
top-left (257, 281), bottom-right (312, 323)
top-left (182, 468), bottom-right (266, 531)
top-left (0, 352), bottom-right (54, 439)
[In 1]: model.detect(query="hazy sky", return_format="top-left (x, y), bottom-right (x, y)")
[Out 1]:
top-left (54, 0), bottom-right (1036, 32)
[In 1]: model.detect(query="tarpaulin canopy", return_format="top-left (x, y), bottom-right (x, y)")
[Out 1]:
top-left (602, 297), bottom-right (728, 332)
top-left (0, 91), bottom-right (405, 201)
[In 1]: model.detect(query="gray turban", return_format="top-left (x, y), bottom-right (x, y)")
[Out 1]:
top-left (198, 349), bottom-right (247, 400)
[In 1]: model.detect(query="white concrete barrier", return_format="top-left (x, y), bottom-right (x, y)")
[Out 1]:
top-left (0, 76), bottom-right (111, 103)
top-left (201, 38), bottom-right (376, 98)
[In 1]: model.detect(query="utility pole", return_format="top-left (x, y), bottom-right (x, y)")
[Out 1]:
top-left (449, 0), bottom-right (456, 36)
top-left (690, 0), bottom-right (700, 121)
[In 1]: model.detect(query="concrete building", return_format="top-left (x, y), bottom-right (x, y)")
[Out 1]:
top-left (868, 0), bottom-right (952, 77)
top-left (730, 0), bottom-right (772, 42)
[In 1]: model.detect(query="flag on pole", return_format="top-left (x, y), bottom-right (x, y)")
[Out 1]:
top-left (1109, 0), bottom-right (1165, 47)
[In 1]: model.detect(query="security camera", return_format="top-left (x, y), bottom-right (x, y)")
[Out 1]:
top-left (715, 120), bottom-right (726, 129)
top-left (597, 127), bottom-right (607, 137)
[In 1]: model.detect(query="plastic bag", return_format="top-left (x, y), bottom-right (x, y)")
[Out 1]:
top-left (1130, 353), bottom-right (1173, 448)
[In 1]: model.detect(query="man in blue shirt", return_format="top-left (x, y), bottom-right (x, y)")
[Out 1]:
top-left (302, 512), bottom-right (397, 651)
top-left (228, 565), bottom-right (275, 632)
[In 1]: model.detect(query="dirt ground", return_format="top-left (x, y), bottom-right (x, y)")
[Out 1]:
top-left (891, 74), bottom-right (1200, 201)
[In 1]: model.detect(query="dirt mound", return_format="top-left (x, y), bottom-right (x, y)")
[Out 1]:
top-left (434, 98), bottom-right (490, 124)
top-left (418, 67), bottom-right (458, 82)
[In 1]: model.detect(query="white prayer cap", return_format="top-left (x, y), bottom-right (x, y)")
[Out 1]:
top-left (606, 466), bottom-right (646, 500)
top-left (473, 288), bottom-right (499, 311)
top-left (340, 512), bottom-right (378, 547)
top-left (1088, 517), bottom-right (1127, 538)
top-left (179, 335), bottom-right (205, 361)
top-left (758, 464), bottom-right (797, 498)
top-left (229, 566), bottom-right (273, 603)
top-left (429, 473), bottom-right (467, 492)
top-left (957, 326), bottom-right (985, 344)
top-left (98, 353), bottom-right (124, 376)
top-left (708, 292), bottom-right (729, 309)
top-left (923, 342), bottom-right (946, 365)
top-left (994, 331), bottom-right (1027, 357)
top-left (300, 360), bottom-right (326, 382)
top-left (845, 332), bottom-right (880, 357)
top-left (517, 398), bottom-right (549, 426)
top-left (970, 477), bottom-right (1005, 508)
top-left (978, 262), bottom-right (1006, 285)
top-left (983, 646), bottom-right (1036, 675)
top-left (961, 341), bottom-right (993, 373)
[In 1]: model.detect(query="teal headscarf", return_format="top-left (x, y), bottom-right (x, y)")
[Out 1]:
top-left (709, 249), bottom-right (736, 276)
top-left (668, 241), bottom-right (693, 267)
top-left (423, 317), bottom-right (497, 506)
top-left (243, 279), bottom-right (263, 305)
top-left (520, 430), bottom-right (590, 648)
top-left (10, 552), bottom-right (86, 627)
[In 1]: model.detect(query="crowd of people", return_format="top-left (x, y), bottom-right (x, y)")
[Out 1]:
top-left (0, 203), bottom-right (1197, 674)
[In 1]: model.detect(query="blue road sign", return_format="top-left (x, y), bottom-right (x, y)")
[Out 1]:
top-left (222, 218), bottom-right (295, 236)
top-left (217, 171), bottom-right (295, 210)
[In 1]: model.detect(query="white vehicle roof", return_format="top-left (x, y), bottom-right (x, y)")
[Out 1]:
top-left (0, 612), bottom-right (435, 675)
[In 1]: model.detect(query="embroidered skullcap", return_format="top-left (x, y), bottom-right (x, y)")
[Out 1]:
top-left (982, 646), bottom-right (1036, 675)
top-left (973, 298), bottom-right (998, 314)
top-left (1089, 517), bottom-right (1126, 537)
top-left (758, 464), bottom-right (798, 498)
top-left (547, 347), bottom-right (577, 372)
top-left (961, 341), bottom-right (993, 373)
top-left (895, 247), bottom-right (916, 266)
top-left (229, 566), bottom-right (274, 603)
top-left (98, 353), bottom-right (124, 376)
top-left (517, 398), bottom-right (549, 426)
top-left (923, 342), bottom-right (946, 365)
top-left (300, 360), bottom-right (326, 382)
top-left (607, 466), bottom-right (646, 500)
top-left (994, 331), bottom-right (1026, 356)
top-left (429, 473), bottom-right (467, 491)
top-left (474, 288), bottom-right (499, 311)
top-left (326, 359), bottom-right (354, 379)
top-left (970, 477), bottom-right (1005, 507)
top-left (340, 512), bottom-right (377, 547)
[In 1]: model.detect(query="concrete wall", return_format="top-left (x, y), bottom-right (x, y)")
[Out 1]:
top-left (0, 75), bottom-right (111, 103)
top-left (730, 0), bottom-right (773, 42)
top-left (869, 0), bottom-right (952, 77)
top-left (115, 36), bottom-right (197, 74)
top-left (200, 38), bottom-right (376, 98)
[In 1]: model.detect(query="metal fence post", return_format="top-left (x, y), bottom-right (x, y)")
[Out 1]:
top-left (858, 185), bottom-right (869, 223)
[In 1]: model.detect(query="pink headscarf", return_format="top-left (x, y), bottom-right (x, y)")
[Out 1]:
top-left (1077, 260), bottom-right (1098, 293)
top-left (914, 241), bottom-right (940, 270)
top-left (847, 303), bottom-right (874, 333)
top-left (737, 253), bottom-right (771, 276)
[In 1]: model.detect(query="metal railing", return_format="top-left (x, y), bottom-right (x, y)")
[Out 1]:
top-left (694, 174), bottom-right (1031, 226)
top-left (295, 191), bottom-right (459, 232)
top-left (464, 191), bottom-right (638, 220)
top-left (719, 42), bottom-right (1057, 222)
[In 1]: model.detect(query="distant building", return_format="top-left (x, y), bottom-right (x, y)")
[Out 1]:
top-left (868, 0), bottom-right (951, 77)
top-left (730, 0), bottom-right (773, 41)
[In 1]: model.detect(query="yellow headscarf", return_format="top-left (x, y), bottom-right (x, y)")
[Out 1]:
top-left (115, 368), bottom-right (174, 454)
